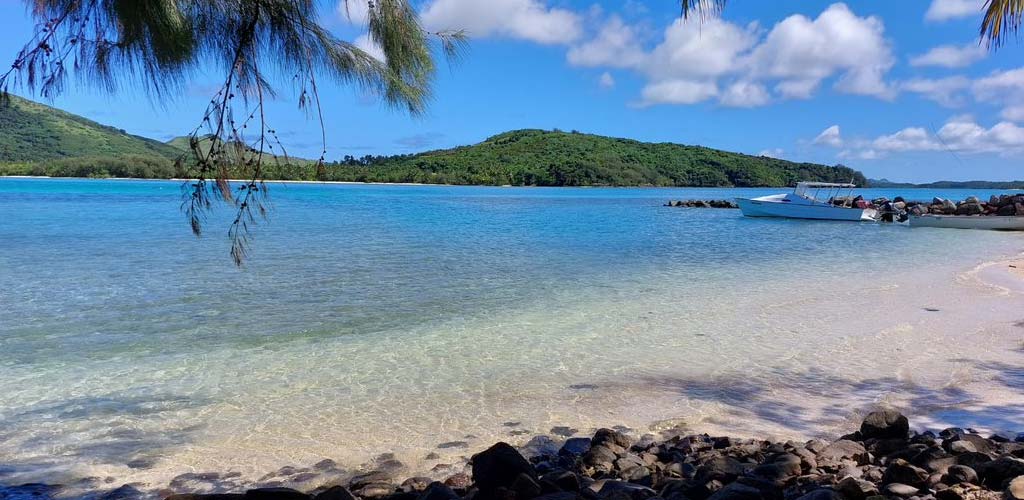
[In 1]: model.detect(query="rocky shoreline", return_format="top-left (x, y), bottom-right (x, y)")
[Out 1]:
top-left (664, 194), bottom-right (1024, 218)
top-left (10, 411), bottom-right (1023, 500)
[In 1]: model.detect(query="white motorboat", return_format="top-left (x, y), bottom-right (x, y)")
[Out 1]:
top-left (735, 182), bottom-right (878, 221)
top-left (909, 214), bottom-right (1024, 230)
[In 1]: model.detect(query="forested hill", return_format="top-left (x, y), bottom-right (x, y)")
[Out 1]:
top-left (0, 95), bottom-right (865, 187)
top-left (0, 94), bottom-right (182, 162)
top-left (342, 129), bottom-right (866, 187)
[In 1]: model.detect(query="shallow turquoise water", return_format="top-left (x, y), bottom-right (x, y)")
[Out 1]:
top-left (1, 178), bottom-right (1022, 490)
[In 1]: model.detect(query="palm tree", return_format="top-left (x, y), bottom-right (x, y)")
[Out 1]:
top-left (981, 0), bottom-right (1024, 47)
top-left (0, 0), bottom-right (464, 264)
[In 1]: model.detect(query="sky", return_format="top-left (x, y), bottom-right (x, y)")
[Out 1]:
top-left (1, 0), bottom-right (1022, 182)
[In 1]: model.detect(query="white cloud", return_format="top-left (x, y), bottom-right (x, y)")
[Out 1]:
top-left (599, 72), bottom-right (615, 89)
top-left (813, 125), bottom-right (843, 147)
top-left (1003, 106), bottom-right (1024, 122)
top-left (720, 81), bottom-right (771, 107)
top-left (645, 18), bottom-right (758, 81)
top-left (757, 148), bottom-right (784, 158)
top-left (571, 3), bottom-right (896, 107)
top-left (873, 127), bottom-right (939, 152)
top-left (567, 15), bottom-right (646, 68)
top-left (837, 116), bottom-right (1024, 157)
top-left (747, 3), bottom-right (895, 99)
top-left (338, 0), bottom-right (370, 24)
top-left (901, 76), bottom-right (971, 107)
top-left (925, 0), bottom-right (981, 21)
top-left (420, 0), bottom-right (582, 44)
top-left (838, 149), bottom-right (882, 160)
top-left (972, 67), bottom-right (1024, 122)
top-left (640, 79), bottom-right (718, 105)
top-left (354, 34), bottom-right (385, 62)
top-left (909, 42), bottom-right (986, 68)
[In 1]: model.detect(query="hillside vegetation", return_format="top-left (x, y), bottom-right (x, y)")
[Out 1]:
top-left (0, 94), bottom-right (182, 162)
top-left (329, 129), bottom-right (866, 187)
top-left (0, 96), bottom-right (865, 187)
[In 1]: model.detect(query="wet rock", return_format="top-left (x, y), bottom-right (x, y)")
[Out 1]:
top-left (540, 470), bottom-right (580, 492)
top-left (593, 429), bottom-right (633, 453)
top-left (312, 486), bottom-right (356, 500)
top-left (838, 476), bottom-right (880, 500)
top-left (861, 411), bottom-right (910, 440)
top-left (551, 427), bottom-right (578, 438)
top-left (471, 442), bottom-right (537, 494)
top-left (442, 474), bottom-right (471, 490)
top-left (353, 483), bottom-right (395, 499)
top-left (416, 483), bottom-right (460, 500)
top-left (314, 460), bottom-right (338, 471)
top-left (794, 490), bottom-right (839, 500)
top-left (883, 459), bottom-right (930, 487)
top-left (511, 473), bottom-right (542, 499)
top-left (245, 488), bottom-right (312, 500)
top-left (350, 472), bottom-right (393, 489)
top-left (706, 482), bottom-right (764, 500)
top-left (437, 442), bottom-right (468, 450)
top-left (885, 483), bottom-right (920, 497)
top-left (559, 438), bottom-right (592, 458)
top-left (584, 445), bottom-right (620, 472)
top-left (593, 480), bottom-right (657, 500)
top-left (400, 478), bottom-right (432, 493)
top-left (697, 457), bottom-right (749, 483)
top-left (817, 441), bottom-right (869, 469)
top-left (976, 458), bottom-right (1024, 489)
top-left (943, 466), bottom-right (979, 485)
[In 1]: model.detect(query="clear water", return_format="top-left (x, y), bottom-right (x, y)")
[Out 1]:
top-left (1, 178), bottom-right (1023, 492)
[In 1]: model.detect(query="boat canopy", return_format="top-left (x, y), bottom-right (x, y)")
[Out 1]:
top-left (793, 182), bottom-right (858, 205)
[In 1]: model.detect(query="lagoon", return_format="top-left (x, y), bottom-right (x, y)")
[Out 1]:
top-left (1, 178), bottom-right (1022, 491)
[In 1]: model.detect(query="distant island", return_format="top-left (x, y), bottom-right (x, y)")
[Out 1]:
top-left (868, 178), bottom-right (1024, 190)
top-left (3, 94), bottom-right (864, 187)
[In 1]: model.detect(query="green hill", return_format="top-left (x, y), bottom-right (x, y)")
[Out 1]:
top-left (0, 96), bottom-right (865, 187)
top-left (325, 129), bottom-right (866, 187)
top-left (0, 94), bottom-right (182, 162)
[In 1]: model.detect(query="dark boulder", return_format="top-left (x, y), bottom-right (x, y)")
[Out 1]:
top-left (706, 482), bottom-right (764, 500)
top-left (882, 459), bottom-right (929, 487)
top-left (816, 440), bottom-right (869, 469)
top-left (860, 410), bottom-right (909, 440)
top-left (416, 483), bottom-right (460, 500)
top-left (472, 442), bottom-right (537, 494)
top-left (560, 438), bottom-right (592, 458)
top-left (313, 486), bottom-right (356, 500)
top-left (976, 457), bottom-right (1024, 489)
top-left (837, 476), bottom-right (879, 500)
top-left (245, 488), bottom-right (312, 500)
top-left (942, 465), bottom-right (979, 485)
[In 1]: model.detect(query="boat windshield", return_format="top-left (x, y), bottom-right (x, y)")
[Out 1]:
top-left (793, 182), bottom-right (857, 206)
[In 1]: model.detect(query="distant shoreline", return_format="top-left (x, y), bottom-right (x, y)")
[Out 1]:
top-left (3, 175), bottom-right (1022, 190)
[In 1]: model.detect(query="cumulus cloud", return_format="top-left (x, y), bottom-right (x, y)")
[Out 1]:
top-left (640, 79), bottom-right (718, 105)
top-left (909, 42), bottom-right (986, 68)
top-left (747, 3), bottom-right (894, 99)
top-left (420, 0), bottom-right (582, 44)
top-left (567, 15), bottom-right (646, 68)
top-left (835, 117), bottom-right (1024, 158)
top-left (873, 127), bottom-right (939, 152)
top-left (757, 148), bottom-right (784, 158)
top-left (925, 0), bottom-right (981, 21)
top-left (972, 67), bottom-right (1024, 122)
top-left (901, 76), bottom-right (971, 107)
top-left (568, 3), bottom-right (895, 107)
top-left (813, 125), bottom-right (843, 147)
top-left (720, 81), bottom-right (771, 107)
top-left (599, 72), bottom-right (615, 89)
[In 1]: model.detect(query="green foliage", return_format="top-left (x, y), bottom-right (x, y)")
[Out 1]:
top-left (319, 129), bottom-right (867, 187)
top-left (0, 94), bottom-right (182, 162)
top-left (0, 124), bottom-right (867, 187)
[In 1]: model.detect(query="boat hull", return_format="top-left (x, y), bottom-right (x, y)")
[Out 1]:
top-left (736, 198), bottom-right (876, 221)
top-left (909, 215), bottom-right (1024, 230)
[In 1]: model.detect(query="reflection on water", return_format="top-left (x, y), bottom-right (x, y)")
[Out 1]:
top-left (0, 178), bottom-right (1022, 491)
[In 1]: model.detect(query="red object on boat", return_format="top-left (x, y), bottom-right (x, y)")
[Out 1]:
top-left (856, 200), bottom-right (871, 209)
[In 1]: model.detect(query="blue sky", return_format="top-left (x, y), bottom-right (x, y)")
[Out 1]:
top-left (1, 0), bottom-right (1022, 182)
